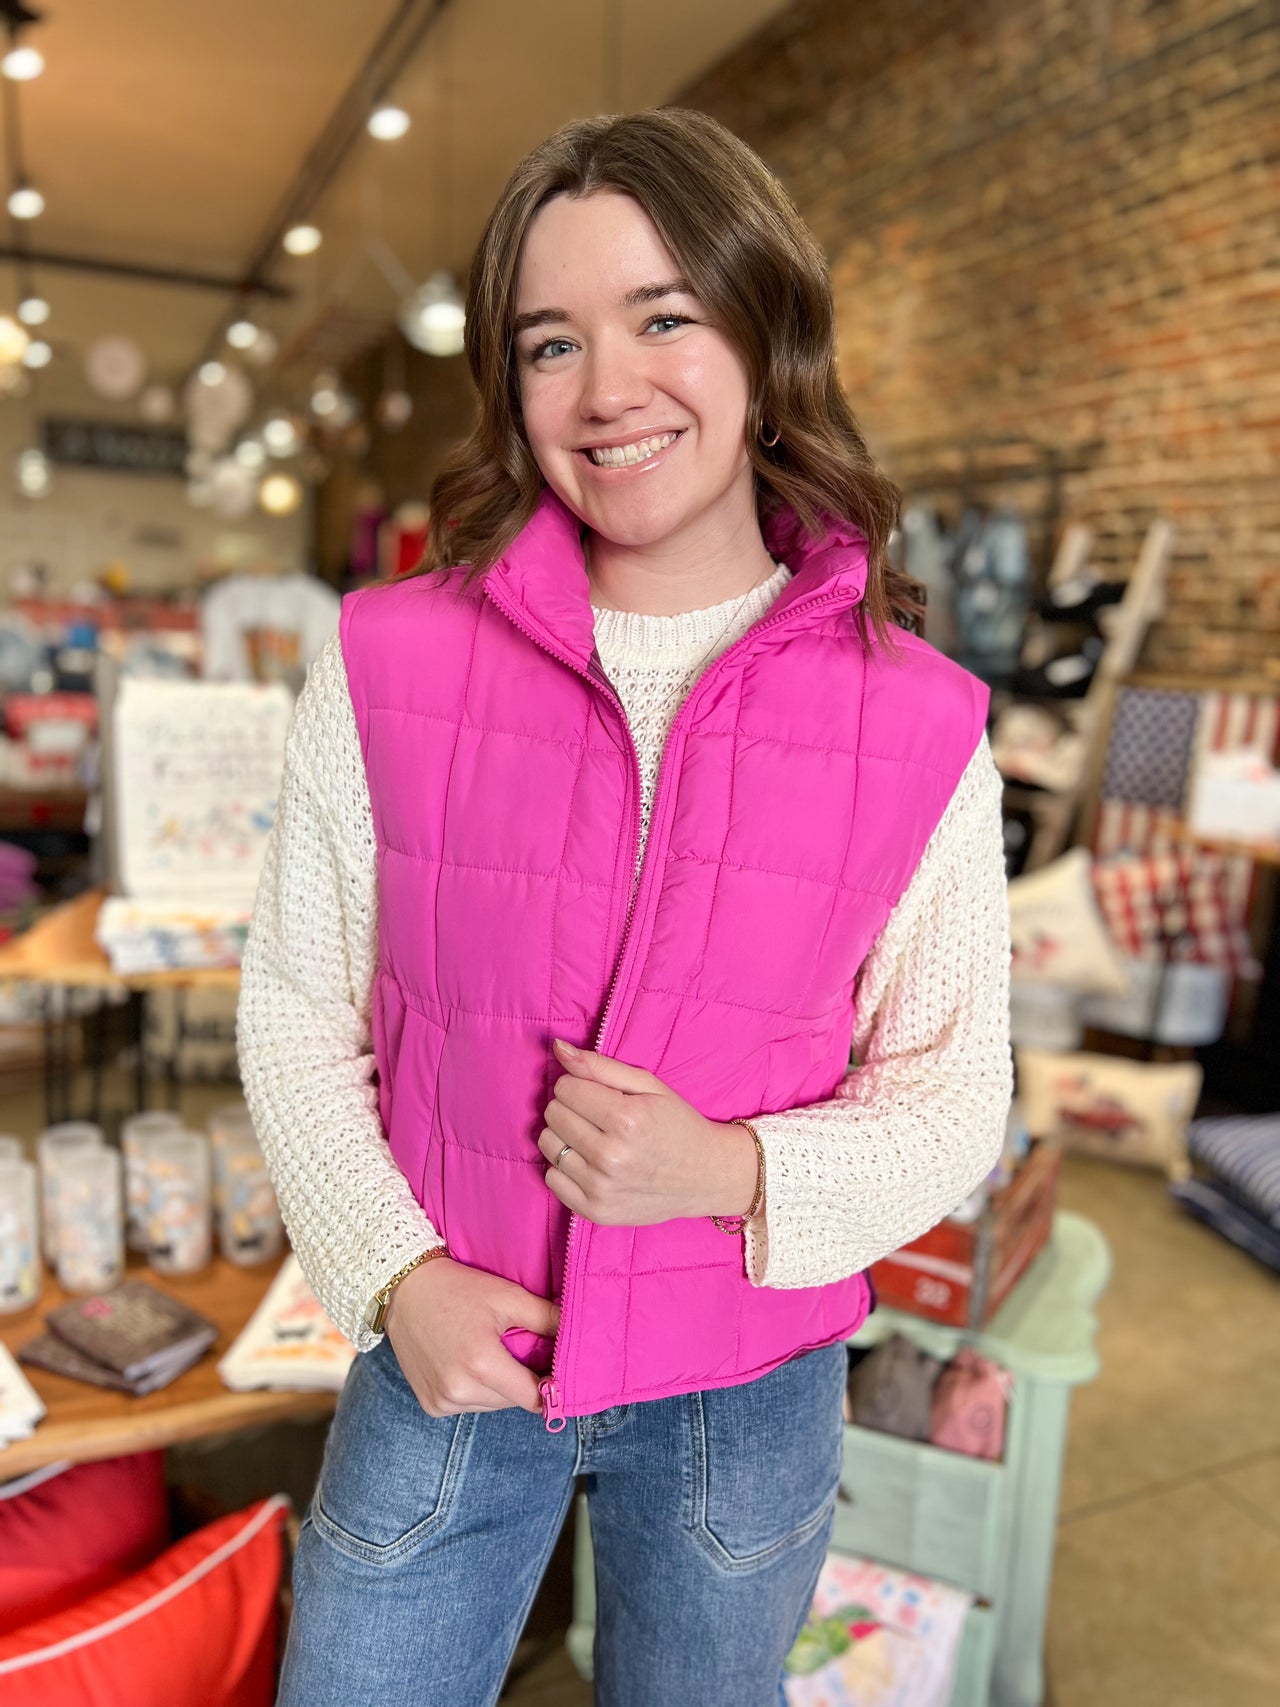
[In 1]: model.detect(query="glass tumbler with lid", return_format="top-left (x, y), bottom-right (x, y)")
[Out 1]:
top-left (121, 1110), bottom-right (186, 1252)
top-left (0, 1158), bottom-right (40, 1313)
top-left (145, 1130), bottom-right (212, 1275)
top-left (54, 1146), bottom-right (124, 1294)
top-left (36, 1122), bottom-right (104, 1263)
top-left (216, 1126), bottom-right (284, 1267)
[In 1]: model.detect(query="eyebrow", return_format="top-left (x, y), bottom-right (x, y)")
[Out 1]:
top-left (511, 278), bottom-right (695, 338)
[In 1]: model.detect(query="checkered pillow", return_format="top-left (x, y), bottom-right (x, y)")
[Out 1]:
top-left (1091, 850), bottom-right (1261, 977)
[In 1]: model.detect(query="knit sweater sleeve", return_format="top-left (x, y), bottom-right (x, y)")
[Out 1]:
top-left (236, 632), bottom-right (442, 1352)
top-left (743, 733), bottom-right (1013, 1289)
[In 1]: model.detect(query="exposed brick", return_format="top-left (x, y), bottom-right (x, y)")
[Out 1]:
top-left (684, 0), bottom-right (1279, 677)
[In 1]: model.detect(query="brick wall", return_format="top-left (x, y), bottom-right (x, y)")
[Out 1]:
top-left (683, 0), bottom-right (1279, 679)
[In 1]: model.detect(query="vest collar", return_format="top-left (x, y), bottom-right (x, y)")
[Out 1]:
top-left (486, 486), bottom-right (870, 672)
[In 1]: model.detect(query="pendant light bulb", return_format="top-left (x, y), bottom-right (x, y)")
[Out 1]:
top-left (368, 105), bottom-right (410, 141)
top-left (2, 46), bottom-right (44, 81)
top-left (17, 296), bottom-right (49, 326)
top-left (8, 184), bottom-right (45, 220)
top-left (283, 224), bottom-right (322, 257)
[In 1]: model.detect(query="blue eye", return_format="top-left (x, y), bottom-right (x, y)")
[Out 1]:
top-left (644, 314), bottom-right (692, 334)
top-left (528, 336), bottom-right (576, 362)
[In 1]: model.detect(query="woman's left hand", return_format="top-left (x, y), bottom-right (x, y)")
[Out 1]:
top-left (537, 1037), bottom-right (759, 1226)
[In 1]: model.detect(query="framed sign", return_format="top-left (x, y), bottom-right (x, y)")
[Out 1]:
top-left (42, 417), bottom-right (188, 477)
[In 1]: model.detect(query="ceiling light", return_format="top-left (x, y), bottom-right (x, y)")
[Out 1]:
top-left (261, 413), bottom-right (302, 458)
top-left (0, 315), bottom-right (30, 366)
top-left (399, 271), bottom-right (466, 357)
top-left (16, 447), bottom-right (52, 497)
top-left (260, 472), bottom-right (303, 516)
top-left (226, 319), bottom-right (259, 351)
top-left (16, 295), bottom-right (48, 326)
top-left (198, 360), bottom-right (227, 386)
top-left (22, 339), bottom-right (51, 369)
top-left (2, 46), bottom-right (44, 81)
top-left (368, 105), bottom-right (410, 141)
top-left (282, 224), bottom-right (322, 257)
top-left (8, 184), bottom-right (45, 220)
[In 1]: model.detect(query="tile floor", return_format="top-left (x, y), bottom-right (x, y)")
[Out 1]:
top-left (3, 1072), bottom-right (1276, 1703)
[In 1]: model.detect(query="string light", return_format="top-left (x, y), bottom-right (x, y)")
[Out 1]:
top-left (226, 319), bottom-right (259, 350)
top-left (8, 184), bottom-right (44, 220)
top-left (282, 224), bottom-right (322, 256)
top-left (21, 338), bottom-right (50, 368)
top-left (368, 106), bottom-right (410, 140)
top-left (259, 472), bottom-right (303, 516)
top-left (2, 46), bottom-right (43, 81)
top-left (16, 295), bottom-right (48, 326)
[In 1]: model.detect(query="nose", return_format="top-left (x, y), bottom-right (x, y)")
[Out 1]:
top-left (578, 331), bottom-right (652, 422)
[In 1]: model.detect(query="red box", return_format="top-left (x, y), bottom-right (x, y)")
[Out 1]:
top-left (869, 1143), bottom-right (1062, 1328)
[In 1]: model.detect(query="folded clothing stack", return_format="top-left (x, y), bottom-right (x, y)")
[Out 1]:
top-left (95, 897), bottom-right (251, 974)
top-left (18, 1281), bottom-right (218, 1395)
top-left (844, 1333), bottom-right (1013, 1462)
top-left (218, 1254), bottom-right (354, 1392)
top-left (1170, 1113), bottom-right (1280, 1273)
top-left (0, 1344), bottom-right (45, 1446)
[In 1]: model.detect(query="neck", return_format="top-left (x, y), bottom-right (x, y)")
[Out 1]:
top-left (585, 502), bottom-right (777, 617)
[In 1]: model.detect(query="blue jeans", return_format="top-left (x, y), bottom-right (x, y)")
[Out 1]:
top-left (279, 1334), bottom-right (846, 1707)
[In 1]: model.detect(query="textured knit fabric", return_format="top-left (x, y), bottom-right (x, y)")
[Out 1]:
top-left (239, 564), bottom-right (1010, 1355)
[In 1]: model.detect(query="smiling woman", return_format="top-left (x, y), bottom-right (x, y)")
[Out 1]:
top-left (240, 105), bottom-right (1011, 1707)
top-left (421, 107), bottom-right (921, 641)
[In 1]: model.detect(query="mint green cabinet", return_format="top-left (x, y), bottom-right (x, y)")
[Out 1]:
top-left (568, 1212), bottom-right (1110, 1707)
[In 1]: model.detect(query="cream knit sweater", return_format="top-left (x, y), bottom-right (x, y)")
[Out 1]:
top-left (237, 565), bottom-right (1013, 1351)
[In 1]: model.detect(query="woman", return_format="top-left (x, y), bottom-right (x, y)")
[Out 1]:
top-left (238, 107), bottom-right (1011, 1707)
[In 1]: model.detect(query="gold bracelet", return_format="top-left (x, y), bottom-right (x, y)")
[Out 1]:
top-left (364, 1245), bottom-right (450, 1335)
top-left (710, 1119), bottom-right (766, 1235)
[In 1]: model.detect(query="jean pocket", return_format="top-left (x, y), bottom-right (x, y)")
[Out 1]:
top-left (311, 1338), bottom-right (476, 1566)
top-left (686, 1343), bottom-right (846, 1575)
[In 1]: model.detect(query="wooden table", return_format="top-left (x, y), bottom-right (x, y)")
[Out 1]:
top-left (0, 888), bottom-right (241, 991)
top-left (0, 888), bottom-right (240, 1123)
top-left (0, 1253), bottom-right (337, 1479)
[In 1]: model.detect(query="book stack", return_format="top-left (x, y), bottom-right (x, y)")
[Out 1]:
top-left (0, 1342), bottom-right (45, 1445)
top-left (218, 1255), bottom-right (354, 1392)
top-left (18, 1281), bottom-right (218, 1395)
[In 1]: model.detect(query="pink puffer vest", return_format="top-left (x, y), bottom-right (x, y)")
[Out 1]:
top-left (341, 488), bottom-right (988, 1426)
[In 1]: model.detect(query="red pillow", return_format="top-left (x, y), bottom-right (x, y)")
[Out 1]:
top-left (0, 1494), bottom-right (287, 1706)
top-left (0, 1453), bottom-right (169, 1633)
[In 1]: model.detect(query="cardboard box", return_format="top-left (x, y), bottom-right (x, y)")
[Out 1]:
top-left (869, 1143), bottom-right (1061, 1328)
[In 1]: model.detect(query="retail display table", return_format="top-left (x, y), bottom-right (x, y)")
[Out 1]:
top-left (569, 1210), bottom-right (1110, 1707)
top-left (0, 888), bottom-right (240, 1123)
top-left (0, 1252), bottom-right (336, 1480)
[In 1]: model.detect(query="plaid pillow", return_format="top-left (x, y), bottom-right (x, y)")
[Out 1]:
top-left (1091, 849), bottom-right (1261, 977)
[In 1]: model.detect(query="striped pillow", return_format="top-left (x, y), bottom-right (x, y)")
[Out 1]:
top-left (1188, 1114), bottom-right (1280, 1229)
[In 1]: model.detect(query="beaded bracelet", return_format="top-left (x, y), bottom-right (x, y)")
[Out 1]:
top-left (710, 1119), bottom-right (766, 1235)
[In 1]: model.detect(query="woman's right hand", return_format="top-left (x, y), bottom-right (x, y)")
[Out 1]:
top-left (383, 1257), bottom-right (559, 1417)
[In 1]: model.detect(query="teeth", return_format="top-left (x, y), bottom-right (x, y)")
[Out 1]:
top-left (587, 432), bottom-right (677, 467)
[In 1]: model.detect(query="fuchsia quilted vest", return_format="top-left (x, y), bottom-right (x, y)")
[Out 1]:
top-left (341, 488), bottom-right (988, 1426)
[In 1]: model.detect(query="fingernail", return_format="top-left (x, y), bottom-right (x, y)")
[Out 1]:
top-left (553, 1037), bottom-right (581, 1057)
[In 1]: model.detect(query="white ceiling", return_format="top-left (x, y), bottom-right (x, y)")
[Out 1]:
top-left (1, 0), bottom-right (793, 422)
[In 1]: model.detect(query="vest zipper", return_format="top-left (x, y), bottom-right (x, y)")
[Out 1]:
top-left (482, 581), bottom-right (644, 1433)
top-left (487, 576), bottom-right (854, 1430)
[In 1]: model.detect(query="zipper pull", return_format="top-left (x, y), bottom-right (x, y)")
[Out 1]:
top-left (539, 1379), bottom-right (567, 1433)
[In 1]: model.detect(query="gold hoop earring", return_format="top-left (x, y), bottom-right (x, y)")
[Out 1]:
top-left (759, 422), bottom-right (781, 449)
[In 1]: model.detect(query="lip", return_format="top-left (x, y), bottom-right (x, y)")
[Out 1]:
top-left (574, 429), bottom-right (685, 475)
top-left (574, 428), bottom-right (684, 452)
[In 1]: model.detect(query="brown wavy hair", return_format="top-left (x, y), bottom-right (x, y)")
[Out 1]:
top-left (420, 107), bottom-right (921, 645)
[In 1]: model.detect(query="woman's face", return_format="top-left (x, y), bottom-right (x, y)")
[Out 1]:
top-left (513, 190), bottom-right (755, 553)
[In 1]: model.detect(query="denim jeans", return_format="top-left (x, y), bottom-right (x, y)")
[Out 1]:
top-left (279, 1334), bottom-right (846, 1707)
